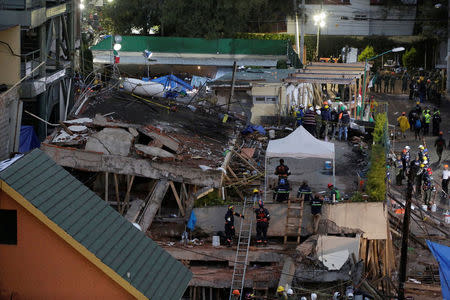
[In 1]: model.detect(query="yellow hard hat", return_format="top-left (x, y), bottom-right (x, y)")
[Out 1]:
top-left (253, 188), bottom-right (259, 193)
top-left (277, 286), bottom-right (285, 293)
top-left (325, 105), bottom-right (329, 109)
top-left (420, 164), bottom-right (425, 168)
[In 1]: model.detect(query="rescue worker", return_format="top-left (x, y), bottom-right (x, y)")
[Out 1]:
top-left (422, 168), bottom-right (435, 206)
top-left (442, 164), bottom-right (449, 197)
top-left (286, 289), bottom-right (294, 300)
top-left (338, 106), bottom-right (350, 141)
top-left (274, 178), bottom-right (290, 202)
top-left (231, 289), bottom-right (241, 299)
top-left (330, 106), bottom-right (339, 140)
top-left (254, 199), bottom-right (270, 246)
top-left (311, 193), bottom-right (323, 234)
top-left (397, 112), bottom-right (410, 138)
top-left (409, 156), bottom-right (420, 185)
top-left (389, 73), bottom-right (396, 93)
top-left (422, 109), bottom-right (431, 136)
top-left (414, 115), bottom-right (422, 140)
top-left (416, 163), bottom-right (426, 196)
top-left (224, 205), bottom-right (244, 246)
top-left (432, 108), bottom-right (441, 136)
top-left (383, 73), bottom-right (390, 93)
top-left (297, 181), bottom-right (312, 201)
top-left (395, 154), bottom-right (404, 186)
top-left (276, 286), bottom-right (287, 300)
top-left (418, 145), bottom-right (426, 163)
top-left (274, 159), bottom-right (291, 181)
top-left (295, 104), bottom-right (305, 127)
top-left (303, 105), bottom-right (317, 136)
top-left (315, 105), bottom-right (322, 138)
top-left (401, 146), bottom-right (411, 173)
top-left (401, 71), bottom-right (409, 93)
top-left (252, 188), bottom-right (262, 203)
top-left (434, 131), bottom-right (446, 162)
top-left (320, 102), bottom-right (331, 140)
top-left (327, 183), bottom-right (341, 202)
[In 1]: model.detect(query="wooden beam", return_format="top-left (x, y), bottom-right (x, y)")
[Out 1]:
top-left (121, 175), bottom-right (135, 215)
top-left (139, 179), bottom-right (170, 231)
top-left (125, 199), bottom-right (145, 223)
top-left (231, 149), bottom-right (259, 172)
top-left (113, 173), bottom-right (120, 211)
top-left (105, 172), bottom-right (109, 202)
top-left (169, 181), bottom-right (185, 216)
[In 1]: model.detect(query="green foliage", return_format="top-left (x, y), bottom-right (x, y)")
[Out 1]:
top-left (358, 46), bottom-right (376, 62)
top-left (80, 33), bottom-right (93, 76)
top-left (402, 47), bottom-right (418, 71)
top-left (350, 191), bottom-right (364, 202)
top-left (194, 192), bottom-right (224, 207)
top-left (276, 60), bottom-right (288, 69)
top-left (415, 0), bottom-right (448, 39)
top-left (365, 113), bottom-right (387, 202)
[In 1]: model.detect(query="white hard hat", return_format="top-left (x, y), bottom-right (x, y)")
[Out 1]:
top-left (316, 110), bottom-right (321, 116)
top-left (311, 293), bottom-right (318, 300)
top-left (301, 297), bottom-right (307, 300)
top-left (405, 146), bottom-right (410, 150)
top-left (309, 107), bottom-right (314, 111)
top-left (287, 289), bottom-right (293, 295)
top-left (315, 105), bottom-right (320, 110)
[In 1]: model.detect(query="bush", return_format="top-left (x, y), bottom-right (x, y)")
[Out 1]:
top-left (402, 47), bottom-right (418, 71)
top-left (365, 113), bottom-right (387, 202)
top-left (358, 45), bottom-right (376, 62)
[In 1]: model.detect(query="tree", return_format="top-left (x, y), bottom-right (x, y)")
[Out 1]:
top-left (402, 47), bottom-right (417, 71)
top-left (358, 45), bottom-right (376, 62)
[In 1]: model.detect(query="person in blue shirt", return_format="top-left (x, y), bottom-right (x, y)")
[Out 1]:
top-left (295, 104), bottom-right (305, 127)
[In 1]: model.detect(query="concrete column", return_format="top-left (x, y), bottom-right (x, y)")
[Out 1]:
top-left (37, 23), bottom-right (47, 139)
top-left (9, 99), bottom-right (23, 153)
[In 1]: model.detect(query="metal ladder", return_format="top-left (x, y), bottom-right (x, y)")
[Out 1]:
top-left (229, 196), bottom-right (255, 300)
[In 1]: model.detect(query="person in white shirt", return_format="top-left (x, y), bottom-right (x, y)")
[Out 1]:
top-left (442, 164), bottom-right (450, 195)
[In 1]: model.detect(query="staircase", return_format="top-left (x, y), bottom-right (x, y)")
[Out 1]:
top-left (229, 197), bottom-right (255, 300)
top-left (284, 196), bottom-right (304, 244)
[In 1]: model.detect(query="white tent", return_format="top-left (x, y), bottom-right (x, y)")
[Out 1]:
top-left (265, 126), bottom-right (335, 198)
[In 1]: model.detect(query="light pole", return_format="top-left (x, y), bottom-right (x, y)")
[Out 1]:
top-left (360, 47), bottom-right (405, 119)
top-left (313, 12), bottom-right (326, 61)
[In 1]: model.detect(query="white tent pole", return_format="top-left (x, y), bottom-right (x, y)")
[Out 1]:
top-left (265, 156), bottom-right (268, 203)
top-left (333, 157), bottom-right (336, 187)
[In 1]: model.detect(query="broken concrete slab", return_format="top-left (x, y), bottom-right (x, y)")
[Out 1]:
top-left (139, 179), bottom-right (169, 231)
top-left (85, 128), bottom-right (133, 156)
top-left (138, 125), bottom-right (180, 153)
top-left (135, 144), bottom-right (175, 158)
top-left (92, 113), bottom-right (140, 128)
top-left (125, 199), bottom-right (145, 223)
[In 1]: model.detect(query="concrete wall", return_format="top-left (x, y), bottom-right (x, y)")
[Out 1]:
top-left (0, 87), bottom-right (21, 160)
top-left (0, 26), bottom-right (20, 86)
top-left (287, 0), bottom-right (416, 36)
top-left (250, 84), bottom-right (288, 124)
top-left (193, 201), bottom-right (386, 239)
top-left (0, 191), bottom-right (135, 300)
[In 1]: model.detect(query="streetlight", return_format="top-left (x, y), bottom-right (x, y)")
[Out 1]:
top-left (360, 46), bottom-right (405, 119)
top-left (313, 12), bottom-right (326, 61)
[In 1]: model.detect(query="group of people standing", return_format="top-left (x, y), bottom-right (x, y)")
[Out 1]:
top-left (396, 103), bottom-right (441, 140)
top-left (294, 101), bottom-right (351, 141)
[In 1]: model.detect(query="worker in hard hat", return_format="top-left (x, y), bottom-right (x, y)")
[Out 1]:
top-left (286, 288), bottom-right (294, 300)
top-left (224, 205), bottom-right (244, 247)
top-left (397, 112), bottom-right (410, 138)
top-left (297, 181), bottom-right (312, 201)
top-left (327, 183), bottom-right (341, 202)
top-left (295, 104), bottom-right (305, 127)
top-left (320, 101), bottom-right (332, 141)
top-left (254, 199), bottom-right (270, 246)
top-left (401, 146), bottom-right (411, 174)
top-left (395, 154), bottom-right (404, 186)
top-left (274, 159), bottom-right (291, 181)
top-left (422, 168), bottom-right (435, 206)
top-left (442, 164), bottom-right (450, 198)
top-left (231, 289), bottom-right (240, 299)
top-left (311, 293), bottom-right (318, 300)
top-left (252, 188), bottom-right (262, 203)
top-left (303, 104), bottom-right (317, 136)
top-left (418, 145), bottom-right (426, 163)
top-left (311, 193), bottom-right (324, 234)
top-left (416, 163), bottom-right (426, 196)
top-left (276, 286), bottom-right (287, 299)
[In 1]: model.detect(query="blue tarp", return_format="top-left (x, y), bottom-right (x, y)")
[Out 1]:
top-left (427, 240), bottom-right (450, 300)
top-left (151, 75), bottom-right (193, 92)
top-left (186, 211), bottom-right (197, 230)
top-left (241, 124), bottom-right (266, 135)
top-left (19, 126), bottom-right (40, 153)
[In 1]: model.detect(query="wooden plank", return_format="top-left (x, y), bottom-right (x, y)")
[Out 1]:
top-left (125, 199), bottom-right (145, 223)
top-left (169, 181), bottom-right (185, 216)
top-left (404, 282), bottom-right (442, 292)
top-left (121, 175), bottom-right (135, 215)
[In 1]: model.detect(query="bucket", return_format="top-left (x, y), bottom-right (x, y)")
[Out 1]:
top-left (324, 161), bottom-right (332, 170)
top-left (212, 236), bottom-right (220, 247)
top-left (431, 203), bottom-right (437, 212)
top-left (421, 204), bottom-right (428, 211)
top-left (269, 130), bottom-right (275, 139)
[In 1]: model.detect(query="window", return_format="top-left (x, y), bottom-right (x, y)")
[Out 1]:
top-left (0, 210), bottom-right (17, 245)
top-left (253, 96), bottom-right (279, 104)
top-left (354, 14), bottom-right (368, 20)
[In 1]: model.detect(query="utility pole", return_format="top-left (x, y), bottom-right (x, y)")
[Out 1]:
top-left (227, 61), bottom-right (237, 113)
top-left (446, 0), bottom-right (450, 98)
top-left (398, 171), bottom-right (414, 299)
top-left (294, 0), bottom-right (300, 61)
top-left (300, 0), bottom-right (305, 65)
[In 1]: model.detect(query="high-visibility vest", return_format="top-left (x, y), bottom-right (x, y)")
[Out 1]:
top-left (424, 113), bottom-right (431, 124)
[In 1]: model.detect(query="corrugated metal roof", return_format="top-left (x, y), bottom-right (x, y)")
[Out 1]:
top-left (212, 69), bottom-right (295, 84)
top-left (91, 35), bottom-right (289, 56)
top-left (0, 149), bottom-right (192, 300)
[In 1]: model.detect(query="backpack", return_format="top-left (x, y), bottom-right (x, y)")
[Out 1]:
top-left (415, 119), bottom-right (421, 129)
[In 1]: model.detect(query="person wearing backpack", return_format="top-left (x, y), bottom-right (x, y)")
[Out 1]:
top-left (327, 183), bottom-right (340, 202)
top-left (414, 116), bottom-right (422, 140)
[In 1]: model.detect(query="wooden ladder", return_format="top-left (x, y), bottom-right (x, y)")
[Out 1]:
top-left (284, 196), bottom-right (304, 244)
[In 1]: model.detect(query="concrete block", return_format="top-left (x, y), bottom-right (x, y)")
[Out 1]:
top-left (135, 144), bottom-right (175, 158)
top-left (85, 128), bottom-right (133, 156)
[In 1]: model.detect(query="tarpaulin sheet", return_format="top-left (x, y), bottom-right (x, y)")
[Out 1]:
top-left (19, 125), bottom-right (40, 153)
top-left (427, 240), bottom-right (450, 300)
top-left (151, 74), bottom-right (193, 91)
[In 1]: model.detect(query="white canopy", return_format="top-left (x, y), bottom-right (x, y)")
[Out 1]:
top-left (266, 126), bottom-right (335, 160)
